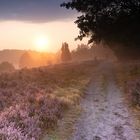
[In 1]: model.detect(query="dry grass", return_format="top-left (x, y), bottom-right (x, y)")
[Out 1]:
top-left (116, 63), bottom-right (140, 99)
top-left (41, 61), bottom-right (97, 140)
top-left (116, 62), bottom-right (140, 130)
top-left (44, 105), bottom-right (82, 140)
top-left (53, 79), bottom-right (89, 104)
top-left (43, 78), bottom-right (90, 140)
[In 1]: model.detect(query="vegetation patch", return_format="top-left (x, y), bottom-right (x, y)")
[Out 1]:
top-left (116, 63), bottom-right (140, 107)
top-left (0, 61), bottom-right (97, 140)
top-left (116, 62), bottom-right (140, 129)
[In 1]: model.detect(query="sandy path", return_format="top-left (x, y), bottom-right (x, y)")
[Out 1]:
top-left (70, 62), bottom-right (140, 140)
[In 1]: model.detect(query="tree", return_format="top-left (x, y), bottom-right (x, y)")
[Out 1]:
top-left (61, 0), bottom-right (140, 60)
top-left (71, 44), bottom-right (91, 60)
top-left (19, 52), bottom-right (33, 68)
top-left (0, 62), bottom-right (15, 73)
top-left (61, 42), bottom-right (72, 62)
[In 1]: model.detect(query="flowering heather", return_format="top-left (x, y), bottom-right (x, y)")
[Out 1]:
top-left (0, 94), bottom-right (66, 139)
top-left (0, 61), bottom-right (96, 139)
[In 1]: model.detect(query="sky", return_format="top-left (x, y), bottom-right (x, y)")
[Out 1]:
top-left (0, 0), bottom-right (88, 52)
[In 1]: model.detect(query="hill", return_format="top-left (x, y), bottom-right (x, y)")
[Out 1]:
top-left (0, 49), bottom-right (57, 69)
top-left (0, 49), bottom-right (26, 68)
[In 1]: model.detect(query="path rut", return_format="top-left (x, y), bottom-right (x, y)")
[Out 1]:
top-left (71, 62), bottom-right (140, 140)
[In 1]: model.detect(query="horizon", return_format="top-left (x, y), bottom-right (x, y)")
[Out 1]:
top-left (0, 20), bottom-right (88, 53)
top-left (0, 0), bottom-right (87, 52)
top-left (0, 38), bottom-right (89, 53)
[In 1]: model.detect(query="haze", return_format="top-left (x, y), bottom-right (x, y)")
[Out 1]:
top-left (0, 0), bottom-right (87, 52)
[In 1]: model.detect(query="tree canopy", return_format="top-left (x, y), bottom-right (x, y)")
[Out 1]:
top-left (61, 0), bottom-right (140, 60)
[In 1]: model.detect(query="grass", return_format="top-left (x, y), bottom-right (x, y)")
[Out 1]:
top-left (116, 63), bottom-right (140, 105)
top-left (116, 62), bottom-right (140, 130)
top-left (42, 63), bottom-right (94, 140)
top-left (46, 61), bottom-right (98, 139)
top-left (44, 104), bottom-right (82, 140)
top-left (53, 79), bottom-right (89, 104)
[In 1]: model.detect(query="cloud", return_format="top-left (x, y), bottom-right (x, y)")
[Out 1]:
top-left (0, 0), bottom-right (76, 22)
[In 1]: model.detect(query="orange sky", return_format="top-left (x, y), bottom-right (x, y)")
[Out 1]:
top-left (0, 19), bottom-right (88, 52)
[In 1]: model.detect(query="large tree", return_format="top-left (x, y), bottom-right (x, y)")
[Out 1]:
top-left (61, 0), bottom-right (140, 60)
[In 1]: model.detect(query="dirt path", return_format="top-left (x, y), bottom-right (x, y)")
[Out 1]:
top-left (70, 62), bottom-right (140, 140)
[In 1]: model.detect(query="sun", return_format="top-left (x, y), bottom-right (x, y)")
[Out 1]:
top-left (34, 36), bottom-right (49, 52)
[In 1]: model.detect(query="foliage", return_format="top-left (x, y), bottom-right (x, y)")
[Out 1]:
top-left (72, 44), bottom-right (92, 60)
top-left (71, 43), bottom-right (116, 61)
top-left (0, 95), bottom-right (64, 140)
top-left (0, 61), bottom-right (96, 139)
top-left (61, 0), bottom-right (140, 60)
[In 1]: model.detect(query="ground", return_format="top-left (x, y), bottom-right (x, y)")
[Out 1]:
top-left (70, 62), bottom-right (140, 140)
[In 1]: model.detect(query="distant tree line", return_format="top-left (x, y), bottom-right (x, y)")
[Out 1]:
top-left (72, 43), bottom-right (116, 61)
top-left (71, 44), bottom-right (92, 60)
top-left (19, 51), bottom-right (57, 69)
top-left (60, 42), bottom-right (116, 62)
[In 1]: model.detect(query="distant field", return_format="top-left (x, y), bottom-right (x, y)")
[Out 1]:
top-left (0, 60), bottom-right (97, 140)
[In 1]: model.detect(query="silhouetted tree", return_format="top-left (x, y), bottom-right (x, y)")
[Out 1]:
top-left (61, 0), bottom-right (140, 60)
top-left (0, 62), bottom-right (15, 73)
top-left (61, 42), bottom-right (72, 62)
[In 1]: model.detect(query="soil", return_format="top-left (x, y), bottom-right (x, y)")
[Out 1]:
top-left (70, 62), bottom-right (140, 140)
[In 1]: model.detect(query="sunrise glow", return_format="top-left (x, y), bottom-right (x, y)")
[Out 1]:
top-left (34, 35), bottom-right (49, 52)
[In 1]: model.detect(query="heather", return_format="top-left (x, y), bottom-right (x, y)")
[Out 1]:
top-left (0, 61), bottom-right (96, 140)
top-left (116, 62), bottom-right (140, 131)
top-left (124, 64), bottom-right (140, 107)
top-left (117, 62), bottom-right (140, 107)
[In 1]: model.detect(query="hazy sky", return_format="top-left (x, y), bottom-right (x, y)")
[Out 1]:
top-left (0, 0), bottom-right (87, 52)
